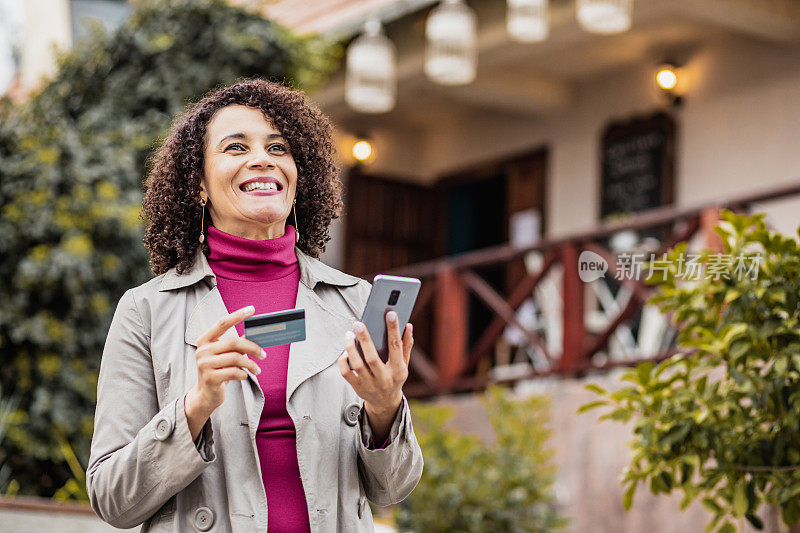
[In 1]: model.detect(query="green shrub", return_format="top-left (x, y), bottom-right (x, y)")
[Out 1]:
top-left (0, 0), bottom-right (338, 498)
top-left (582, 210), bottom-right (800, 531)
top-left (397, 385), bottom-right (565, 532)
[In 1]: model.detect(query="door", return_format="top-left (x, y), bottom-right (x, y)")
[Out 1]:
top-left (440, 148), bottom-right (548, 350)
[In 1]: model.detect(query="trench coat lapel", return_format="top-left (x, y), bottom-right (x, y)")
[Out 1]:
top-left (285, 282), bottom-right (353, 403)
top-left (183, 285), bottom-right (240, 347)
top-left (183, 283), bottom-right (263, 428)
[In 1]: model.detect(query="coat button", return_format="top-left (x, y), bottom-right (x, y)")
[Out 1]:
top-left (343, 402), bottom-right (360, 426)
top-left (193, 506), bottom-right (214, 531)
top-left (153, 416), bottom-right (174, 441)
top-left (357, 495), bottom-right (367, 519)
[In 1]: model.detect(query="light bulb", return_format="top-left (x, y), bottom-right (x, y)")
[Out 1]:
top-left (656, 66), bottom-right (678, 91)
top-left (352, 140), bottom-right (373, 162)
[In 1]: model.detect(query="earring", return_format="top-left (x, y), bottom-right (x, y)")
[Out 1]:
top-left (199, 197), bottom-right (207, 244)
top-left (293, 199), bottom-right (300, 242)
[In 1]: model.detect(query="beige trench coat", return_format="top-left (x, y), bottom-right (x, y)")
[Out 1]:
top-left (86, 246), bottom-right (423, 532)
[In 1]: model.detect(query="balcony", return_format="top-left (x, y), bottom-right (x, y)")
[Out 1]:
top-left (382, 179), bottom-right (800, 397)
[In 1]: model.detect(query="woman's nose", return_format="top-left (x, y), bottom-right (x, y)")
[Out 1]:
top-left (247, 149), bottom-right (276, 168)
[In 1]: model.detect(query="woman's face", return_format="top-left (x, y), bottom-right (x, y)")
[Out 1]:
top-left (201, 104), bottom-right (298, 240)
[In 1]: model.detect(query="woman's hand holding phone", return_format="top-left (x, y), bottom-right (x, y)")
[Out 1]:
top-left (338, 310), bottom-right (413, 444)
top-left (185, 305), bottom-right (266, 441)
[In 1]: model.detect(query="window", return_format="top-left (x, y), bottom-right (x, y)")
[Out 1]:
top-left (69, 0), bottom-right (131, 43)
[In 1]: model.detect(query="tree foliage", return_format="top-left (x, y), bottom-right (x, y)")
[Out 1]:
top-left (0, 0), bottom-right (338, 498)
top-left (397, 385), bottom-right (565, 532)
top-left (581, 210), bottom-right (800, 531)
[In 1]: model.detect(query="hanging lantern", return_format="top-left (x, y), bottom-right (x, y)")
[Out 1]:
top-left (345, 19), bottom-right (396, 114)
top-left (507, 0), bottom-right (549, 43)
top-left (424, 0), bottom-right (477, 85)
top-left (576, 0), bottom-right (632, 34)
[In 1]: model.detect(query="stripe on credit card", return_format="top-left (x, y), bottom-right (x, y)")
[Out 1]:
top-left (245, 309), bottom-right (304, 327)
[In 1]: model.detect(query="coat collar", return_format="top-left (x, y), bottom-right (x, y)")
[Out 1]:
top-left (158, 245), bottom-right (362, 292)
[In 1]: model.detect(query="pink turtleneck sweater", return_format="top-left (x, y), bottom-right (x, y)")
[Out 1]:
top-left (206, 224), bottom-right (310, 532)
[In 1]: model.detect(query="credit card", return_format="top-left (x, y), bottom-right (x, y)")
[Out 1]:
top-left (243, 308), bottom-right (306, 349)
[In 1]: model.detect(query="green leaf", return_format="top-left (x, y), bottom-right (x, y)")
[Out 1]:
top-left (584, 383), bottom-right (607, 395)
top-left (696, 375), bottom-right (707, 396)
top-left (702, 497), bottom-right (722, 515)
top-left (623, 482), bottom-right (637, 511)
top-left (680, 492), bottom-right (694, 511)
top-left (636, 361), bottom-right (655, 387)
top-left (599, 408), bottom-right (633, 423)
top-left (733, 482), bottom-right (748, 517)
top-left (720, 323), bottom-right (749, 349)
top-left (745, 513), bottom-right (764, 530)
top-left (577, 400), bottom-right (608, 414)
top-left (729, 341), bottom-right (749, 362)
top-left (723, 290), bottom-right (740, 305)
top-left (717, 521), bottom-right (735, 533)
top-left (661, 422), bottom-right (692, 448)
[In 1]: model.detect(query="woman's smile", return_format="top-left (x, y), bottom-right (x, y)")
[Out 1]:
top-left (239, 176), bottom-right (284, 196)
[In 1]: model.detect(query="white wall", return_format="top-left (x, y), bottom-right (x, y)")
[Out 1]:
top-left (21, 0), bottom-right (72, 90)
top-left (677, 35), bottom-right (800, 236)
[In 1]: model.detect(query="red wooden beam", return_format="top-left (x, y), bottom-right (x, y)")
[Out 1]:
top-left (701, 207), bottom-right (724, 253)
top-left (433, 266), bottom-right (468, 389)
top-left (560, 243), bottom-right (585, 373)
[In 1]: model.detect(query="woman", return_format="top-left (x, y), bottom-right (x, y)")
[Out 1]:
top-left (86, 79), bottom-right (423, 532)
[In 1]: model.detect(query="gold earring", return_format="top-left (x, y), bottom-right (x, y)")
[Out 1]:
top-left (199, 197), bottom-right (207, 244)
top-left (293, 199), bottom-right (300, 242)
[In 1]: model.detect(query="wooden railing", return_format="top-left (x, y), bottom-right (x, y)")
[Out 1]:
top-left (386, 180), bottom-right (800, 398)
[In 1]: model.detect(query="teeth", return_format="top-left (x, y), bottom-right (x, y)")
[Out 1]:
top-left (243, 182), bottom-right (279, 192)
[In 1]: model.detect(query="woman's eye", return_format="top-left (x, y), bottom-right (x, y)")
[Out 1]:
top-left (224, 142), bottom-right (287, 154)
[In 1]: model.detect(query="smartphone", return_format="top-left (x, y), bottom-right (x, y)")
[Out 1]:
top-left (356, 274), bottom-right (421, 363)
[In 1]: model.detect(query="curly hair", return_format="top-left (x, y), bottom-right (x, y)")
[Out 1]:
top-left (141, 78), bottom-right (343, 276)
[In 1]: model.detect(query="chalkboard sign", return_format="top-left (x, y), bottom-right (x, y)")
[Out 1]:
top-left (600, 112), bottom-right (675, 220)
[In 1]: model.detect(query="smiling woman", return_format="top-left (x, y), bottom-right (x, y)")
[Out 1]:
top-left (86, 79), bottom-right (423, 533)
